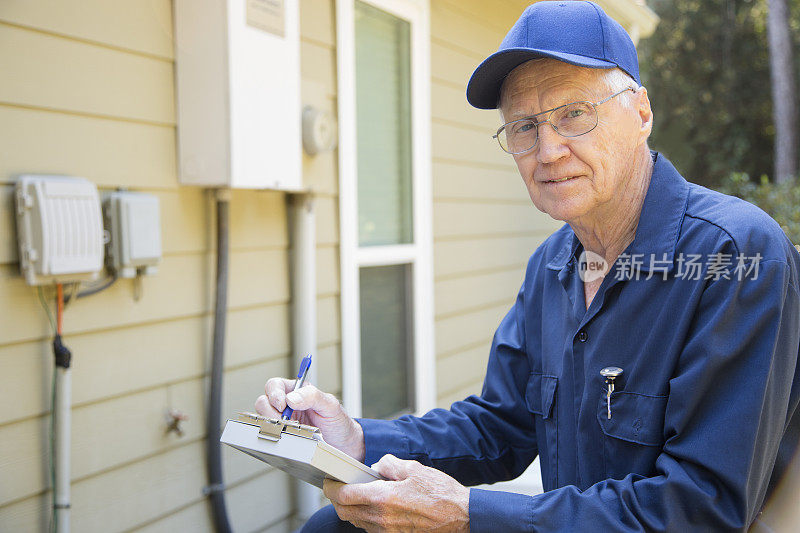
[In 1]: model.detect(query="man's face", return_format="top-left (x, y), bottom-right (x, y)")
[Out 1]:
top-left (498, 60), bottom-right (651, 224)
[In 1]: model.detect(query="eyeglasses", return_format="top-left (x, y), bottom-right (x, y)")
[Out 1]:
top-left (493, 87), bottom-right (636, 155)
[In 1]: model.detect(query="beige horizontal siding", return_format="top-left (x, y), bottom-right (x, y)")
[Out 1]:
top-left (137, 499), bottom-right (294, 533)
top-left (0, 336), bottom-right (289, 504)
top-left (0, 0), bottom-right (340, 530)
top-left (317, 245), bottom-right (341, 295)
top-left (433, 120), bottom-right (512, 166)
top-left (432, 160), bottom-right (529, 202)
top-left (430, 1), bottom-right (558, 409)
top-left (0, 448), bottom-right (291, 533)
top-left (0, 22), bottom-right (174, 124)
top-left (436, 380), bottom-right (484, 410)
top-left (300, 0), bottom-right (335, 48)
top-left (437, 343), bottom-right (493, 397)
top-left (434, 266), bottom-right (524, 319)
top-left (0, 0), bottom-right (175, 60)
top-left (303, 148), bottom-right (339, 196)
top-left (438, 0), bottom-right (530, 34)
top-left (431, 81), bottom-right (499, 133)
top-left (431, 40), bottom-right (482, 90)
top-left (0, 282), bottom-right (339, 427)
top-left (435, 302), bottom-right (512, 357)
top-left (135, 472), bottom-right (295, 533)
top-left (67, 445), bottom-right (289, 532)
top-left (434, 233), bottom-right (553, 279)
top-left (301, 39), bottom-right (337, 98)
top-left (0, 105), bottom-right (178, 189)
top-left (0, 186), bottom-right (16, 263)
top-left (0, 251), bottom-right (287, 344)
top-left (431, 1), bottom-right (507, 59)
top-left (434, 200), bottom-right (558, 239)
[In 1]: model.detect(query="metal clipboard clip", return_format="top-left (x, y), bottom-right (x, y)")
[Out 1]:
top-left (237, 412), bottom-right (321, 442)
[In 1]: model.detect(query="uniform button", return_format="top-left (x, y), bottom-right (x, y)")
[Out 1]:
top-left (578, 330), bottom-right (588, 342)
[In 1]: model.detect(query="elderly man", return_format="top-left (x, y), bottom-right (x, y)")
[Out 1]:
top-left (256, 2), bottom-right (800, 531)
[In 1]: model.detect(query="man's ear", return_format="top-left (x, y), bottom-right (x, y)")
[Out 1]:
top-left (635, 87), bottom-right (653, 142)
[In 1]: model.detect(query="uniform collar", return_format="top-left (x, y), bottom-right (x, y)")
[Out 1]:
top-left (546, 152), bottom-right (690, 271)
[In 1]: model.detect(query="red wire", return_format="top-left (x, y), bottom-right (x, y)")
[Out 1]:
top-left (56, 283), bottom-right (63, 335)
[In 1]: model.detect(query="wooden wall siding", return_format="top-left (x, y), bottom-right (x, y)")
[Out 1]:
top-left (0, 0), bottom-right (339, 530)
top-left (0, 0), bottom-right (175, 60)
top-left (430, 0), bottom-right (560, 406)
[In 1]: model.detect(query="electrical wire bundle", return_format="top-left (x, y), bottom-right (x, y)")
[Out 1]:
top-left (38, 284), bottom-right (71, 533)
top-left (35, 272), bottom-right (125, 533)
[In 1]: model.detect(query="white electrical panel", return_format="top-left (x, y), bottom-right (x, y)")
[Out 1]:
top-left (174, 0), bottom-right (302, 190)
top-left (104, 192), bottom-right (162, 278)
top-left (15, 175), bottom-right (104, 286)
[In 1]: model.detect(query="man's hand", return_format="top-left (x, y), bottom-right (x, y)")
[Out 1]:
top-left (323, 454), bottom-right (470, 532)
top-left (254, 379), bottom-right (365, 461)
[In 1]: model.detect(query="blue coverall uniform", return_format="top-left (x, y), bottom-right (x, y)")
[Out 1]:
top-left (315, 152), bottom-right (800, 531)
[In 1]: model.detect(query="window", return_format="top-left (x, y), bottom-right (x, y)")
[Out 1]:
top-left (359, 264), bottom-right (414, 418)
top-left (355, 1), bottom-right (413, 247)
top-left (337, 0), bottom-right (434, 418)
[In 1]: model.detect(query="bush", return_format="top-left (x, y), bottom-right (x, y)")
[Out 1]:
top-left (717, 173), bottom-right (800, 245)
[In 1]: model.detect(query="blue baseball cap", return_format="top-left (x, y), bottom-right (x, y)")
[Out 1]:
top-left (466, 1), bottom-right (641, 109)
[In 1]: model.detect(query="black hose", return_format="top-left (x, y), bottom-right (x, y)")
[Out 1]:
top-left (207, 194), bottom-right (232, 533)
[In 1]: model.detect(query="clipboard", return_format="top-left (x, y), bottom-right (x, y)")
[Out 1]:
top-left (221, 412), bottom-right (384, 488)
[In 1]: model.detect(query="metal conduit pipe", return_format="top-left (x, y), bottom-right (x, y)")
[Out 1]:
top-left (204, 191), bottom-right (318, 530)
top-left (206, 189), bottom-right (233, 533)
top-left (290, 193), bottom-right (321, 524)
top-left (54, 347), bottom-right (71, 533)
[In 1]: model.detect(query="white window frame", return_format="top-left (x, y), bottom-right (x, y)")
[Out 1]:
top-left (336, 0), bottom-right (434, 418)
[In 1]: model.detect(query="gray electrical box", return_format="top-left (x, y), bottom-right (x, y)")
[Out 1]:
top-left (15, 175), bottom-right (104, 286)
top-left (173, 0), bottom-right (302, 189)
top-left (104, 192), bottom-right (161, 278)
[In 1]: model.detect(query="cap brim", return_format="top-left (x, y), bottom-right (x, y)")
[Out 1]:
top-left (466, 48), bottom-right (617, 109)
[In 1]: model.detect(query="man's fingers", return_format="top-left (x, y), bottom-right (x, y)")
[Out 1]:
top-left (324, 478), bottom-right (387, 507)
top-left (285, 385), bottom-right (321, 410)
top-left (372, 454), bottom-right (419, 481)
top-left (264, 377), bottom-right (296, 412)
top-left (254, 395), bottom-right (281, 418)
top-left (264, 378), bottom-right (346, 421)
top-left (323, 478), bottom-right (345, 502)
top-left (324, 478), bottom-right (370, 506)
top-left (327, 458), bottom-right (469, 533)
top-left (333, 504), bottom-right (383, 532)
top-left (327, 483), bottom-right (392, 533)
top-left (285, 385), bottom-right (343, 417)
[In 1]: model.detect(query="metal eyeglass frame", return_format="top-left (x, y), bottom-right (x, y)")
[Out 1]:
top-left (493, 87), bottom-right (636, 155)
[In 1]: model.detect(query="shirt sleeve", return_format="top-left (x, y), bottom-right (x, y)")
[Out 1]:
top-left (358, 283), bottom-right (539, 487)
top-left (470, 259), bottom-right (800, 532)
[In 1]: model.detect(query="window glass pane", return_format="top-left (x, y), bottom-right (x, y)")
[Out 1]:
top-left (359, 264), bottom-right (414, 419)
top-left (355, 1), bottom-right (413, 246)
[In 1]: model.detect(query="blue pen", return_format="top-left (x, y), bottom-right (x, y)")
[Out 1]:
top-left (282, 354), bottom-right (313, 420)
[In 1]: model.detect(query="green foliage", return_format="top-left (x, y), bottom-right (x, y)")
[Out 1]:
top-left (638, 0), bottom-right (800, 187)
top-left (718, 171), bottom-right (800, 243)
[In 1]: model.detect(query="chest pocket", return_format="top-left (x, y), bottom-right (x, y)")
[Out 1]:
top-left (526, 373), bottom-right (559, 489)
top-left (525, 373), bottom-right (558, 418)
top-left (596, 391), bottom-right (667, 480)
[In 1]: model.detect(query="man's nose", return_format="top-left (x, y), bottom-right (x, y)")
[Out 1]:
top-left (536, 123), bottom-right (570, 164)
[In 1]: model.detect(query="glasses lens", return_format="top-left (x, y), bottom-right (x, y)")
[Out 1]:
top-left (551, 102), bottom-right (597, 137)
top-left (499, 119), bottom-right (537, 154)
